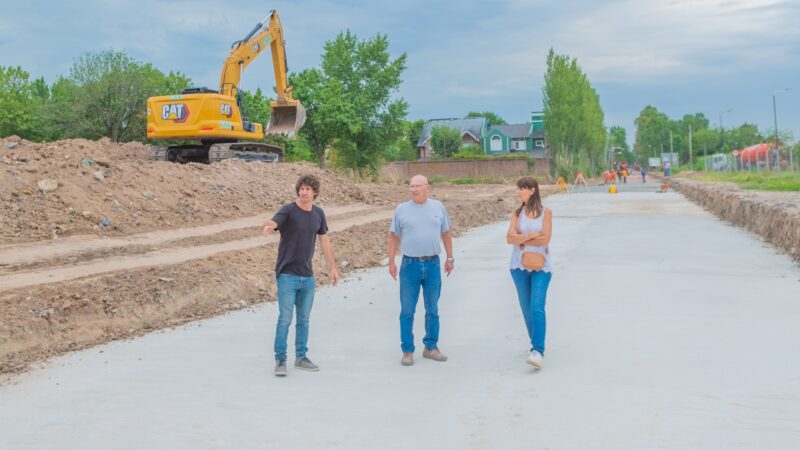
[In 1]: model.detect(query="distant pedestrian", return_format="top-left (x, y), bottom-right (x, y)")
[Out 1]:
top-left (622, 169), bottom-right (628, 184)
top-left (388, 175), bottom-right (454, 367)
top-left (506, 177), bottom-right (553, 369)
top-left (665, 161), bottom-right (671, 178)
top-left (263, 174), bottom-right (340, 377)
top-left (641, 166), bottom-right (647, 183)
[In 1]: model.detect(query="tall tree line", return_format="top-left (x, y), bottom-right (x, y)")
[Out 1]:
top-left (1, 51), bottom-right (191, 143)
top-left (541, 49), bottom-right (607, 177)
top-left (633, 105), bottom-right (777, 165)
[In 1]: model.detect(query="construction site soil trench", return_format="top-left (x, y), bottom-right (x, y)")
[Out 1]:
top-left (668, 177), bottom-right (800, 262)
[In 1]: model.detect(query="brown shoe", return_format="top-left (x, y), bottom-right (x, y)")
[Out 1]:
top-left (422, 348), bottom-right (448, 362)
top-left (401, 352), bottom-right (414, 366)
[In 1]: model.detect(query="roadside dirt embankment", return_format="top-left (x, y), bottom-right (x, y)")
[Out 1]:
top-left (669, 178), bottom-right (800, 262)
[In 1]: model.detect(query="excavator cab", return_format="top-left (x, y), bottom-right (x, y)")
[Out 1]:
top-left (267, 101), bottom-right (306, 136)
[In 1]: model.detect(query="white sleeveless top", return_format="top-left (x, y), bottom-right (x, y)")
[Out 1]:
top-left (509, 208), bottom-right (552, 273)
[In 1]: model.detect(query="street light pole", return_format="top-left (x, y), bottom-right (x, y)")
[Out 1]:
top-left (688, 123), bottom-right (693, 167)
top-left (773, 88), bottom-right (790, 172)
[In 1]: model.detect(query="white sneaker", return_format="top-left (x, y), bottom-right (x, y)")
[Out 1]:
top-left (527, 350), bottom-right (543, 368)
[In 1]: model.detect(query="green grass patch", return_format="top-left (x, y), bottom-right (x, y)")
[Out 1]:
top-left (693, 172), bottom-right (800, 191)
top-left (451, 176), bottom-right (506, 185)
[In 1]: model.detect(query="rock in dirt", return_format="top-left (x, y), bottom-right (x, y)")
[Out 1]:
top-left (37, 179), bottom-right (58, 193)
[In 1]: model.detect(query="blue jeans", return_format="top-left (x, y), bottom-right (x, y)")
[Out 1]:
top-left (510, 269), bottom-right (552, 354)
top-left (399, 256), bottom-right (442, 353)
top-left (274, 273), bottom-right (316, 361)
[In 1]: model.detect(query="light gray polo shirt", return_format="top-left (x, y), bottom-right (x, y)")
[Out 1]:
top-left (389, 198), bottom-right (451, 257)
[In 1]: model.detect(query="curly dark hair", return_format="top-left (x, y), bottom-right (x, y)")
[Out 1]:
top-left (295, 174), bottom-right (320, 199)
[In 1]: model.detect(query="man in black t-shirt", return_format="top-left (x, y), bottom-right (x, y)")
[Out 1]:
top-left (262, 174), bottom-right (340, 377)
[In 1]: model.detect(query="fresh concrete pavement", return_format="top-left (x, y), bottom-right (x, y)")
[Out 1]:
top-left (2, 183), bottom-right (799, 449)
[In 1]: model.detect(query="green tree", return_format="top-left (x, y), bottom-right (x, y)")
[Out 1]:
top-left (289, 31), bottom-right (407, 169)
top-left (407, 119), bottom-right (425, 149)
top-left (608, 126), bottom-right (629, 152)
top-left (633, 105), bottom-right (670, 159)
top-left (542, 49), bottom-right (606, 175)
top-left (692, 128), bottom-right (718, 158)
top-left (48, 50), bottom-right (191, 142)
top-left (289, 67), bottom-right (360, 167)
top-left (320, 31), bottom-right (408, 171)
top-left (680, 113), bottom-right (709, 133)
top-left (726, 123), bottom-right (764, 150)
top-left (466, 111), bottom-right (506, 127)
top-left (0, 66), bottom-right (36, 138)
top-left (239, 87), bottom-right (272, 130)
top-left (429, 125), bottom-right (461, 158)
top-left (384, 119), bottom-right (424, 161)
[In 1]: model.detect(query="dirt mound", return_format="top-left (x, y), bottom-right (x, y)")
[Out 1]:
top-left (0, 137), bottom-right (365, 244)
top-left (670, 178), bottom-right (800, 261)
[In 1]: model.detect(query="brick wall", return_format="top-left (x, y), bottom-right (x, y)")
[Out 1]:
top-left (381, 158), bottom-right (552, 181)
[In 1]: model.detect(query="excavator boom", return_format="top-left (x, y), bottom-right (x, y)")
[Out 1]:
top-left (219, 10), bottom-right (305, 135)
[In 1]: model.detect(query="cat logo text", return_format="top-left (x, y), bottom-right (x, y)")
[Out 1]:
top-left (161, 104), bottom-right (190, 123)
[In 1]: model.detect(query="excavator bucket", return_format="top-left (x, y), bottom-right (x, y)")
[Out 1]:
top-left (266, 102), bottom-right (306, 136)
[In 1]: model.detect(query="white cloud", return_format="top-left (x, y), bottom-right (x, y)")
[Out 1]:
top-left (548, 0), bottom-right (800, 82)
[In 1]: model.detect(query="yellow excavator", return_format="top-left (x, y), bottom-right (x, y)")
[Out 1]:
top-left (146, 10), bottom-right (305, 163)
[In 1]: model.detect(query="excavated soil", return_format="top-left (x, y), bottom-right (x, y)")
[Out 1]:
top-left (0, 136), bottom-right (522, 374)
top-left (669, 178), bottom-right (800, 262)
top-left (0, 136), bottom-right (365, 243)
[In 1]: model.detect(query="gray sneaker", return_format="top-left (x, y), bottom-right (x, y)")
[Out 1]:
top-left (295, 356), bottom-right (320, 371)
top-left (274, 359), bottom-right (288, 377)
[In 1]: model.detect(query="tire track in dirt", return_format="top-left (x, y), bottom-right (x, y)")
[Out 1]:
top-left (0, 203), bottom-right (372, 266)
top-left (0, 207), bottom-right (394, 291)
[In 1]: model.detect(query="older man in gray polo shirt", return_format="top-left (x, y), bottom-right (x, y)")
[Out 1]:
top-left (388, 174), bottom-right (454, 367)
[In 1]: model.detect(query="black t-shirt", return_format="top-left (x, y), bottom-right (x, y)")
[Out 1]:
top-left (272, 202), bottom-right (328, 277)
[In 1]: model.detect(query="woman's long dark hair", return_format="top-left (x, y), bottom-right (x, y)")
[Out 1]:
top-left (515, 176), bottom-right (543, 217)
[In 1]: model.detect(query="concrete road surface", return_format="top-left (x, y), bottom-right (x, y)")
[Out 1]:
top-left (2, 186), bottom-right (799, 449)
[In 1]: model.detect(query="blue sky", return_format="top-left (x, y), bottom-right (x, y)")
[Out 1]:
top-left (1, 0), bottom-right (798, 146)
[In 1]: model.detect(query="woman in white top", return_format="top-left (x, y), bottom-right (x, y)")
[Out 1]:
top-left (506, 177), bottom-right (553, 368)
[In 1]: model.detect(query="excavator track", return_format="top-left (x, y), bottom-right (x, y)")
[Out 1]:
top-left (147, 146), bottom-right (168, 161)
top-left (208, 142), bottom-right (284, 163)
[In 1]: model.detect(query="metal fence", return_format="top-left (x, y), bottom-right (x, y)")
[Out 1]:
top-left (702, 147), bottom-right (798, 173)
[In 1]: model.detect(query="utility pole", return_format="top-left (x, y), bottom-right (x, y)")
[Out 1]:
top-left (719, 108), bottom-right (732, 154)
top-left (773, 88), bottom-right (790, 172)
top-left (669, 130), bottom-right (674, 164)
top-left (704, 143), bottom-right (708, 171)
top-left (688, 124), bottom-right (693, 167)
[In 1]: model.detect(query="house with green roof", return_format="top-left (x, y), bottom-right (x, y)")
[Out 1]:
top-left (416, 112), bottom-right (548, 159)
top-left (481, 112), bottom-right (548, 157)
